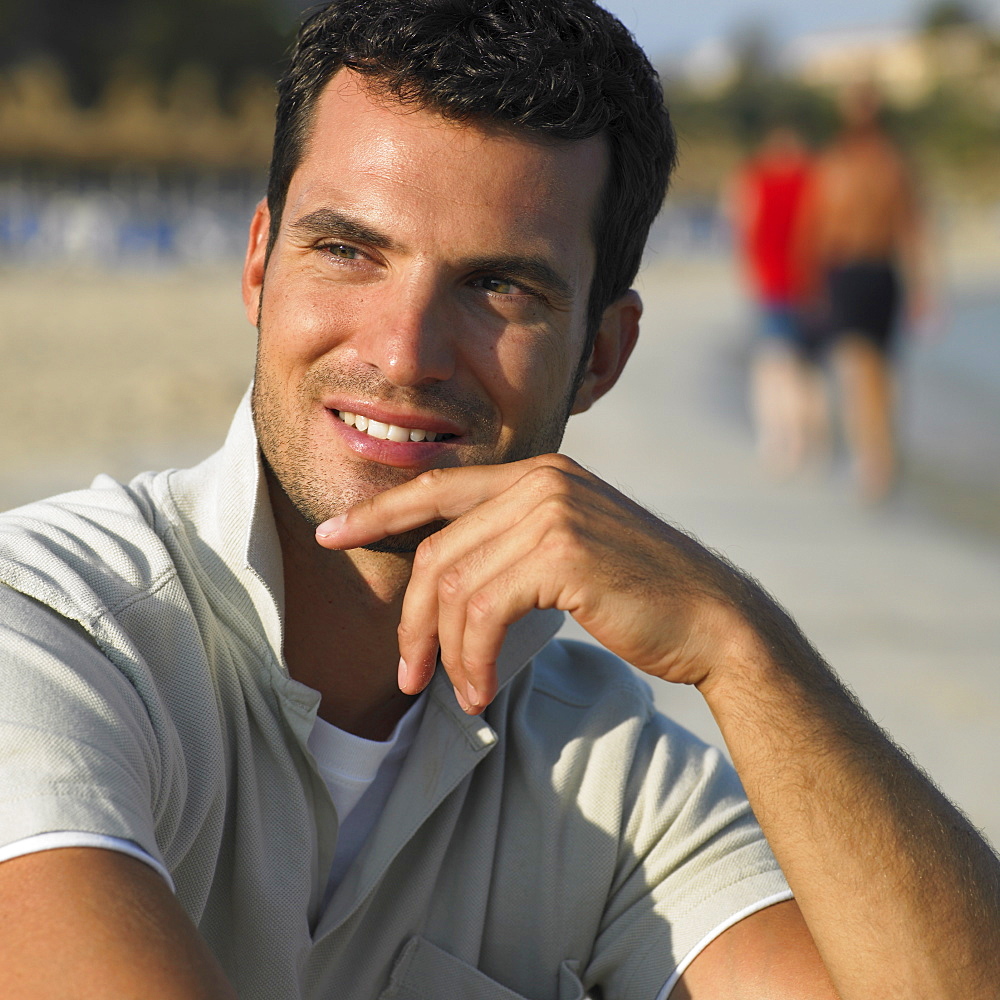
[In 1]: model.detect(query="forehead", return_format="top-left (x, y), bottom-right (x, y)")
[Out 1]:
top-left (284, 71), bottom-right (607, 267)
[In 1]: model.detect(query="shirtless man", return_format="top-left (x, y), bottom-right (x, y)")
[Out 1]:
top-left (0, 6), bottom-right (995, 999)
top-left (805, 81), bottom-right (928, 500)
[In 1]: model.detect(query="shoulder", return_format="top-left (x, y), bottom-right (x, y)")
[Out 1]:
top-left (0, 471), bottom-right (177, 624)
top-left (496, 638), bottom-right (788, 996)
top-left (509, 637), bottom-right (726, 788)
top-left (494, 637), bottom-right (656, 775)
top-left (529, 636), bottom-right (657, 717)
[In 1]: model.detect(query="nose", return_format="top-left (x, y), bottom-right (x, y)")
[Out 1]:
top-left (353, 277), bottom-right (456, 388)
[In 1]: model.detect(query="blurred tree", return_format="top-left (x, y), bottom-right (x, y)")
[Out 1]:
top-left (0, 0), bottom-right (312, 108)
top-left (729, 18), bottom-right (779, 83)
top-left (665, 19), bottom-right (837, 157)
top-left (920, 0), bottom-right (981, 32)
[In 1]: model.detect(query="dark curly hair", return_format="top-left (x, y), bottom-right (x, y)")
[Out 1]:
top-left (267, 0), bottom-right (675, 339)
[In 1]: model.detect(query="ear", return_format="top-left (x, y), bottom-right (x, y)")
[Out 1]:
top-left (570, 289), bottom-right (641, 415)
top-left (241, 199), bottom-right (271, 327)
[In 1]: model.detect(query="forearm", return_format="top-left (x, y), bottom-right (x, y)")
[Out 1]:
top-left (696, 573), bottom-right (1000, 998)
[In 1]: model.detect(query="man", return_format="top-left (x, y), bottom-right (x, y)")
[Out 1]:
top-left (0, 3), bottom-right (996, 998)
top-left (801, 80), bottom-right (929, 501)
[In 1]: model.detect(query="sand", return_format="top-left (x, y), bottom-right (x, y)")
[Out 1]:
top-left (0, 264), bottom-right (255, 508)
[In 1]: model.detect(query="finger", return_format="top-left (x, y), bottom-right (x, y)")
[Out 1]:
top-left (314, 455), bottom-right (591, 550)
top-left (443, 511), bottom-right (592, 714)
top-left (398, 456), bottom-right (577, 696)
top-left (432, 532), bottom-right (514, 712)
top-left (396, 494), bottom-right (534, 707)
top-left (400, 478), bottom-right (590, 712)
top-left (313, 463), bottom-right (524, 549)
top-left (458, 555), bottom-right (561, 710)
top-left (396, 643), bottom-right (439, 698)
top-left (390, 466), bottom-right (564, 693)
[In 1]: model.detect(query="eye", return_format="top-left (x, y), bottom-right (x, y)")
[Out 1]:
top-left (318, 242), bottom-right (365, 261)
top-left (475, 276), bottom-right (527, 297)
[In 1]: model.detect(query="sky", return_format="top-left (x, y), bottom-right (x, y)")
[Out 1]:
top-left (598, 0), bottom-right (988, 59)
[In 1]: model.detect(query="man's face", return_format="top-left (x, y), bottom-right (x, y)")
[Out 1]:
top-left (245, 71), bottom-right (614, 549)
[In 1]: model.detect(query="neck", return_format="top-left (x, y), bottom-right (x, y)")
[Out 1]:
top-left (267, 470), bottom-right (418, 740)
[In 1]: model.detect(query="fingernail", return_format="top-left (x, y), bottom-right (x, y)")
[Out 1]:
top-left (398, 656), bottom-right (408, 690)
top-left (453, 684), bottom-right (470, 712)
top-left (465, 681), bottom-right (480, 709)
top-left (315, 514), bottom-right (348, 538)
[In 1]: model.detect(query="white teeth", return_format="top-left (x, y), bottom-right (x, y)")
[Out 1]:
top-left (337, 410), bottom-right (444, 444)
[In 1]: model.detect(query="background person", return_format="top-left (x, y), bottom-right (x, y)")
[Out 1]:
top-left (803, 80), bottom-right (931, 501)
top-left (728, 122), bottom-right (829, 477)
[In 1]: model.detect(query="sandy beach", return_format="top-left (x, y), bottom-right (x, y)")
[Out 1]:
top-left (1, 252), bottom-right (998, 848)
top-left (0, 265), bottom-right (255, 507)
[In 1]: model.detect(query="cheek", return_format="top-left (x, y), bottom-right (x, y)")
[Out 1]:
top-left (259, 278), bottom-right (358, 368)
top-left (485, 327), bottom-right (578, 417)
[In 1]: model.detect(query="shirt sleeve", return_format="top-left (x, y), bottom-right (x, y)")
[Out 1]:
top-left (0, 831), bottom-right (175, 890)
top-left (654, 889), bottom-right (794, 999)
top-left (585, 705), bottom-right (793, 999)
top-left (0, 586), bottom-right (167, 871)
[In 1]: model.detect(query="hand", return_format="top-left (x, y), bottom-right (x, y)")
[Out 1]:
top-left (315, 455), bottom-right (744, 712)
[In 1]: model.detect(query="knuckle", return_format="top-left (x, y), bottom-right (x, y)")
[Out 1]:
top-left (523, 462), bottom-right (572, 497)
top-left (538, 516), bottom-right (580, 558)
top-left (548, 453), bottom-right (584, 475)
top-left (536, 490), bottom-right (579, 525)
top-left (466, 589), bottom-right (495, 623)
top-left (438, 565), bottom-right (465, 601)
top-left (396, 618), bottom-right (423, 644)
top-left (416, 466), bottom-right (449, 492)
top-left (413, 532), bottom-right (440, 571)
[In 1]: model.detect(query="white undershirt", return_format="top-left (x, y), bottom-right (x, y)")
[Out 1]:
top-left (307, 692), bottom-right (428, 906)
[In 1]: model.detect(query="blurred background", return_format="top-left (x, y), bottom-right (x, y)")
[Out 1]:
top-left (1, 1), bottom-right (998, 842)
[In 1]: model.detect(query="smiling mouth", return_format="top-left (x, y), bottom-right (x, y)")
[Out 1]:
top-left (334, 410), bottom-right (457, 443)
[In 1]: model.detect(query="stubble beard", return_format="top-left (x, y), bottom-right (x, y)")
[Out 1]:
top-left (251, 352), bottom-right (575, 555)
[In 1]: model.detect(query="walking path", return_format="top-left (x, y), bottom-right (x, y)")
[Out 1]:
top-left (559, 255), bottom-right (1000, 848)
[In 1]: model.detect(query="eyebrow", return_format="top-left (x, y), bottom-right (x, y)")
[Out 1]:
top-left (288, 207), bottom-right (574, 301)
top-left (287, 208), bottom-right (404, 253)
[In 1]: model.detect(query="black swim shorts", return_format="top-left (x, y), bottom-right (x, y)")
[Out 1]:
top-left (827, 261), bottom-right (901, 353)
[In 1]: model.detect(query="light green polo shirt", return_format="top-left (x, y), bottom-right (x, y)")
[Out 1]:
top-left (0, 393), bottom-right (790, 999)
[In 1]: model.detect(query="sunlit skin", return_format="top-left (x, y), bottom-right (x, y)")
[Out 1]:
top-left (248, 71), bottom-right (623, 549)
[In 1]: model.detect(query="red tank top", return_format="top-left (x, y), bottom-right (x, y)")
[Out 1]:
top-left (740, 157), bottom-right (813, 303)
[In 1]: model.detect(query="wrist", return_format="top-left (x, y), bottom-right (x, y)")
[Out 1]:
top-left (689, 569), bottom-right (828, 708)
